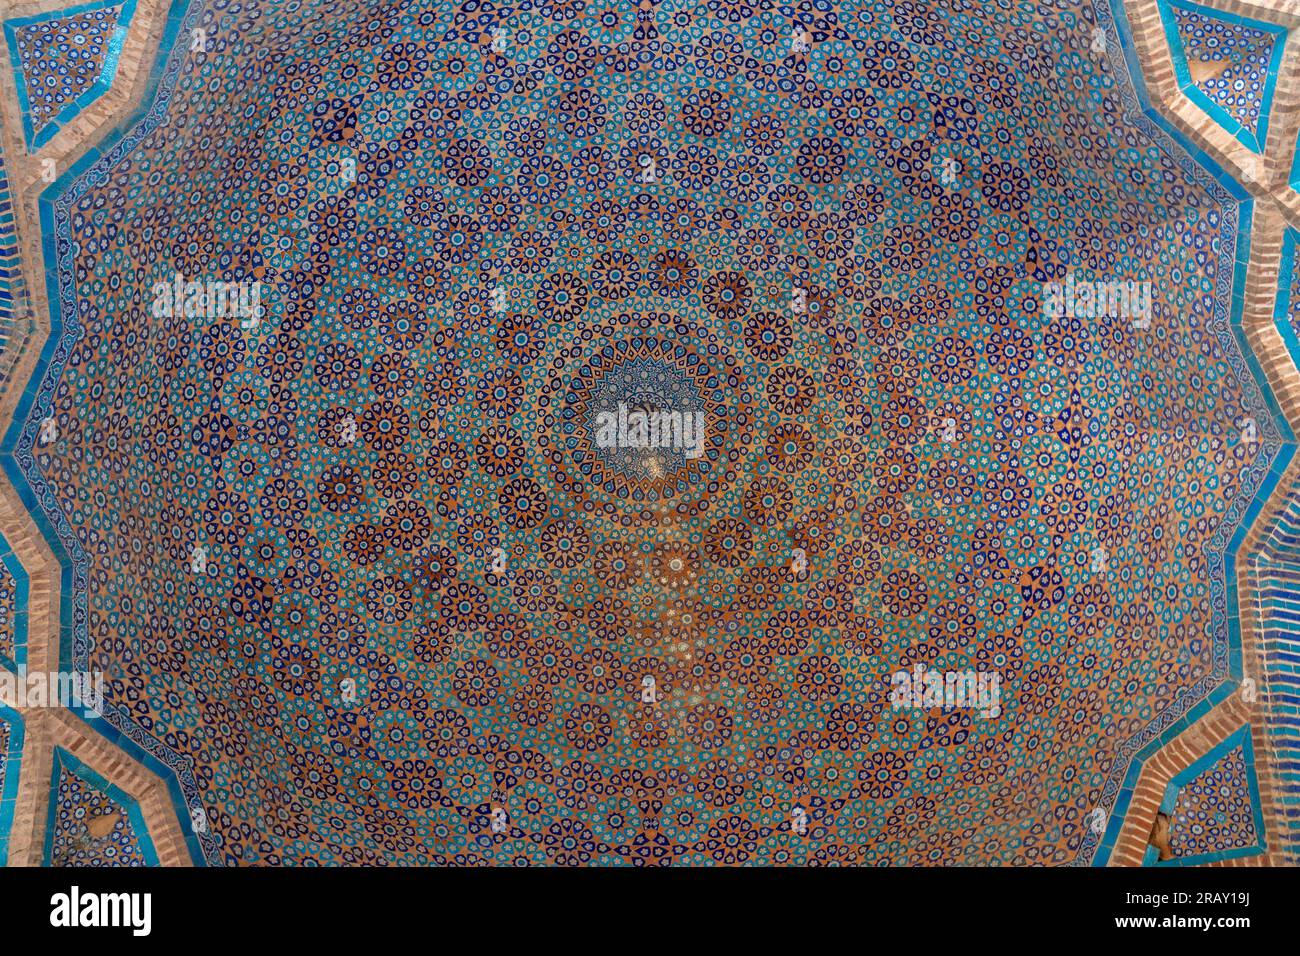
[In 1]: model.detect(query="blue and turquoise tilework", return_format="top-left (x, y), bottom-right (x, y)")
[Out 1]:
top-left (0, 0), bottom-right (1293, 868)
top-left (3, 0), bottom-right (136, 150)
top-left (0, 706), bottom-right (23, 866)
top-left (1241, 243), bottom-right (1300, 862)
top-left (44, 746), bottom-right (157, 866)
top-left (0, 140), bottom-right (22, 377)
top-left (0, 531), bottom-right (29, 675)
top-left (1146, 724), bottom-right (1266, 865)
top-left (1157, 0), bottom-right (1285, 154)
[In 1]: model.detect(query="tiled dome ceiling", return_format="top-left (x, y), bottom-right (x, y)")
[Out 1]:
top-left (0, 0), bottom-right (1295, 867)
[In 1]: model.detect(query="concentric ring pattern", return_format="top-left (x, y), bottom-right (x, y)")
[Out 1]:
top-left (11, 0), bottom-right (1280, 865)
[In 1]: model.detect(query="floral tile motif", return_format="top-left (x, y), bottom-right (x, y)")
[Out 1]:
top-left (45, 748), bottom-right (155, 867)
top-left (1168, 739), bottom-right (1259, 859)
top-left (0, 549), bottom-right (14, 673)
top-left (1, 0), bottom-right (1288, 867)
top-left (0, 710), bottom-right (17, 865)
top-left (0, 533), bottom-right (28, 675)
top-left (1160, 0), bottom-right (1285, 153)
top-left (1149, 725), bottom-right (1265, 865)
top-left (3, 0), bottom-right (133, 149)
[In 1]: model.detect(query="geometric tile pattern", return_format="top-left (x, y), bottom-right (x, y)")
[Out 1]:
top-left (1243, 234), bottom-right (1300, 867)
top-left (0, 531), bottom-right (29, 678)
top-left (1150, 724), bottom-right (1265, 865)
top-left (1169, 741), bottom-right (1258, 856)
top-left (0, 539), bottom-right (16, 673)
top-left (7, 0), bottom-right (1283, 867)
top-left (0, 708), bottom-right (19, 865)
top-left (1, 0), bottom-right (1299, 868)
top-left (44, 747), bottom-right (156, 866)
top-left (1283, 230), bottom-right (1300, 347)
top-left (0, 144), bottom-right (22, 390)
top-left (3, 0), bottom-right (134, 150)
top-left (1250, 493), bottom-right (1300, 862)
top-left (1159, 0), bottom-right (1285, 153)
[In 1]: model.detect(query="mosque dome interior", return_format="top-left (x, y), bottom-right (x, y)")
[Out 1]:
top-left (0, 0), bottom-right (1296, 870)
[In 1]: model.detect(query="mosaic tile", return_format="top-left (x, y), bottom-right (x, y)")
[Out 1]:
top-left (0, 0), bottom-right (1287, 867)
top-left (0, 534), bottom-right (27, 676)
top-left (1243, 236), bottom-right (1300, 868)
top-left (0, 554), bottom-right (14, 673)
top-left (1168, 741), bottom-right (1258, 858)
top-left (3, 0), bottom-right (134, 149)
top-left (1150, 725), bottom-right (1265, 865)
top-left (0, 712), bottom-right (11, 865)
top-left (45, 747), bottom-right (154, 866)
top-left (0, 145), bottom-right (21, 385)
top-left (0, 719), bottom-right (8, 799)
top-left (1160, 0), bottom-right (1285, 153)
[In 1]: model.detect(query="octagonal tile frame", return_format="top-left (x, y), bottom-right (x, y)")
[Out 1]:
top-left (0, 0), bottom-right (1297, 867)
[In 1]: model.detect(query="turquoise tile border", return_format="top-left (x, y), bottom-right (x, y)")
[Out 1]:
top-left (1292, 127), bottom-right (1300, 189)
top-left (3, 0), bottom-right (139, 151)
top-left (0, 705), bottom-right (24, 866)
top-left (0, 530), bottom-right (30, 675)
top-left (0, 0), bottom-right (209, 865)
top-left (1142, 723), bottom-right (1266, 865)
top-left (43, 745), bottom-right (158, 866)
top-left (1156, 0), bottom-right (1287, 155)
top-left (0, 0), bottom-right (1291, 871)
top-left (1087, 0), bottom-right (1295, 865)
top-left (1254, 246), bottom-right (1300, 861)
top-left (0, 145), bottom-right (22, 335)
top-left (1274, 228), bottom-right (1300, 360)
